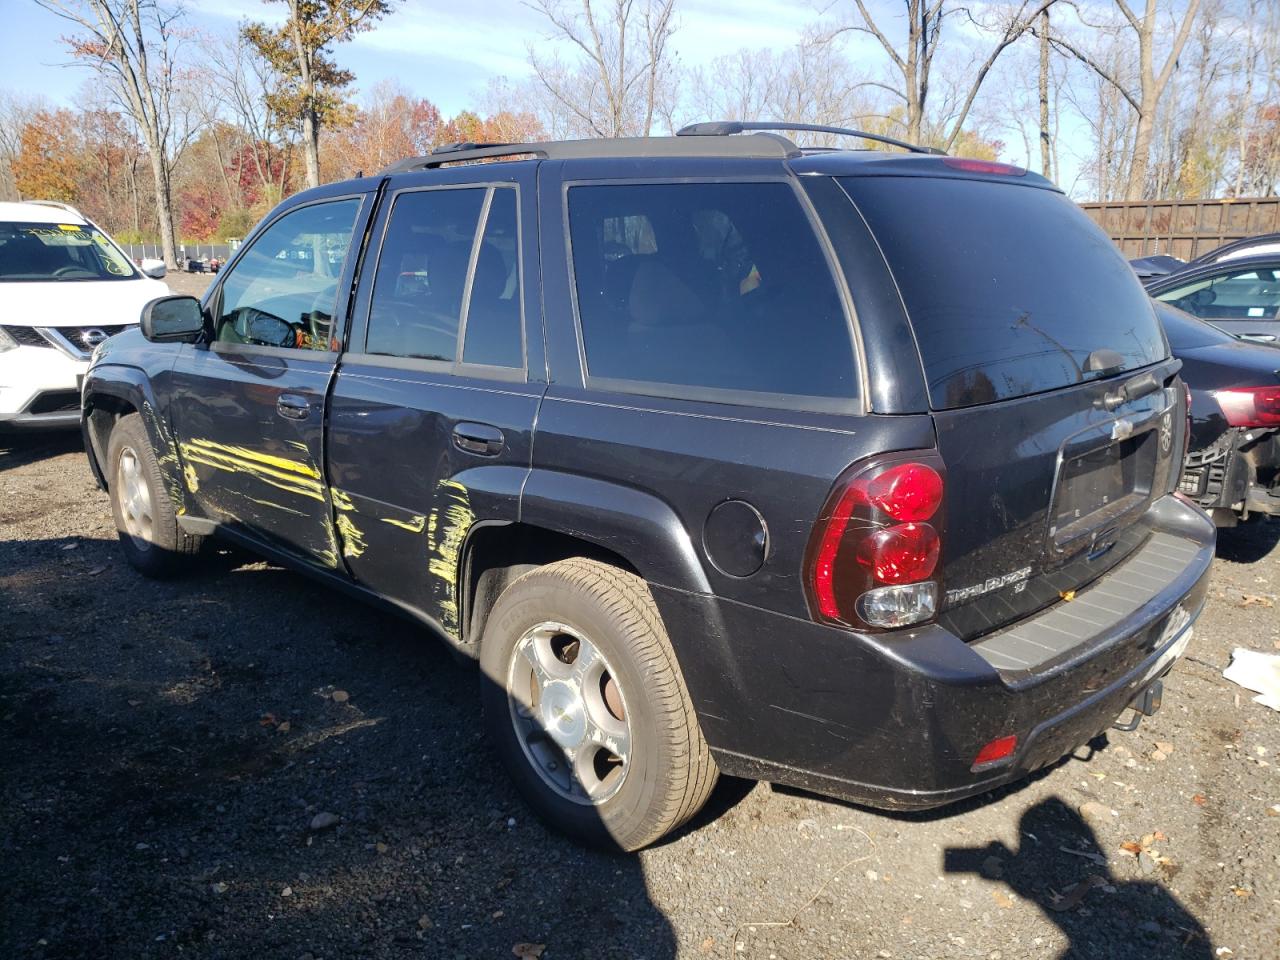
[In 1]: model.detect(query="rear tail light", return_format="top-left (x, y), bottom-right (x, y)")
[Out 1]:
top-left (806, 453), bottom-right (945, 629)
top-left (1213, 386), bottom-right (1280, 427)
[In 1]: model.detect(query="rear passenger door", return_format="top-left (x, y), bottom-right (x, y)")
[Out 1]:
top-left (326, 165), bottom-right (544, 639)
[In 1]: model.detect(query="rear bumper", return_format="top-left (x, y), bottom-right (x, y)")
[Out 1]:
top-left (656, 494), bottom-right (1214, 811)
top-left (1183, 428), bottom-right (1280, 522)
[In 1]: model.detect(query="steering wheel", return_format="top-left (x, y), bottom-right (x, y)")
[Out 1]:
top-left (52, 265), bottom-right (89, 278)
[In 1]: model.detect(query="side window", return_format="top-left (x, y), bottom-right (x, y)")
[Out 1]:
top-left (216, 198), bottom-right (362, 350)
top-left (1159, 267), bottom-right (1280, 319)
top-left (365, 189), bottom-right (486, 361)
top-left (566, 181), bottom-right (856, 406)
top-left (461, 188), bottom-right (523, 367)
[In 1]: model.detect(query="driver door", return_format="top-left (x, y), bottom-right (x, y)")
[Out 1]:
top-left (169, 194), bottom-right (372, 568)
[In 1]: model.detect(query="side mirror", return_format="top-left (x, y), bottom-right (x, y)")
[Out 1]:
top-left (142, 295), bottom-right (205, 343)
top-left (140, 257), bottom-right (167, 279)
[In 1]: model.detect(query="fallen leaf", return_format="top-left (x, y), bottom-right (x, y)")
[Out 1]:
top-left (1153, 830), bottom-right (1167, 841)
top-left (1240, 595), bottom-right (1274, 608)
top-left (1191, 794), bottom-right (1207, 806)
top-left (512, 945), bottom-right (545, 959)
top-left (992, 890), bottom-right (1014, 909)
top-left (1230, 886), bottom-right (1252, 898)
top-left (1140, 834), bottom-right (1155, 847)
top-left (1120, 841), bottom-right (1143, 856)
top-left (1265, 805), bottom-right (1279, 818)
top-left (1060, 589), bottom-right (1076, 602)
top-left (1155, 741), bottom-right (1174, 755)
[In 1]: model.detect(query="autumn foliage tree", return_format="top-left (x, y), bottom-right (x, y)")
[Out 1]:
top-left (243, 0), bottom-right (400, 189)
top-left (11, 111), bottom-right (80, 203)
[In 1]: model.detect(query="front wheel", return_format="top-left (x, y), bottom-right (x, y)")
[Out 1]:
top-left (479, 559), bottom-right (718, 851)
top-left (106, 413), bottom-right (203, 577)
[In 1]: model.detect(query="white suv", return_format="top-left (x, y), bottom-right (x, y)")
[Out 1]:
top-left (0, 201), bottom-right (170, 429)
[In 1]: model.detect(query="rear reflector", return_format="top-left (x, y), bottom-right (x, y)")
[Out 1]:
top-left (942, 157), bottom-right (1027, 177)
top-left (972, 734), bottom-right (1018, 770)
top-left (1214, 386), bottom-right (1280, 428)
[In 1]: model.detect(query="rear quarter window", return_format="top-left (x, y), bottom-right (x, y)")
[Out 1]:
top-left (566, 181), bottom-right (858, 412)
top-left (839, 177), bottom-right (1167, 409)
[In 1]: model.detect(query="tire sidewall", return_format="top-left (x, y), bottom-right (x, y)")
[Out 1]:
top-left (106, 414), bottom-right (177, 573)
top-left (479, 572), bottom-right (671, 850)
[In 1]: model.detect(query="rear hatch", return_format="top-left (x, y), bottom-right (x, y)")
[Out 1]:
top-left (839, 171), bottom-right (1184, 639)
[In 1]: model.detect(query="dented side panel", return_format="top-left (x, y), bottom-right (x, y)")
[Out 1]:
top-left (326, 360), bottom-right (540, 639)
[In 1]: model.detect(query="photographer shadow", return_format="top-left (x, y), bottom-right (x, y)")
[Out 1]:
top-left (945, 796), bottom-right (1213, 959)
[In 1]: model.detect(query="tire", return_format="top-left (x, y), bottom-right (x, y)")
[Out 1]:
top-left (106, 413), bottom-right (203, 577)
top-left (479, 558), bottom-right (718, 851)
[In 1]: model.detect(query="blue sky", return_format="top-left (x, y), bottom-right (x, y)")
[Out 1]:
top-left (1, 0), bottom-right (824, 116)
top-left (0, 0), bottom-right (1095, 193)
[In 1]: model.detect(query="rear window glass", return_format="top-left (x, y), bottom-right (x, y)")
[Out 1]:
top-left (840, 177), bottom-right (1166, 409)
top-left (567, 181), bottom-right (857, 410)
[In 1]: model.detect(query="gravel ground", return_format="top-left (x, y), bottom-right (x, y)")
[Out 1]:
top-left (1, 426), bottom-right (1278, 960)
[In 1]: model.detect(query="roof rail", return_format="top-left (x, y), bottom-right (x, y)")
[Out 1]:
top-left (677, 121), bottom-right (946, 156)
top-left (26, 199), bottom-right (87, 219)
top-left (380, 133), bottom-right (800, 174)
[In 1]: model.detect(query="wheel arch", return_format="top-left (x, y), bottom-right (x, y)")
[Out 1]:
top-left (461, 470), bottom-right (711, 653)
top-left (81, 367), bottom-right (180, 502)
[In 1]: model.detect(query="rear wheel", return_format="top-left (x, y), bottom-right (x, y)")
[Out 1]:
top-left (479, 558), bottom-right (718, 850)
top-left (107, 413), bottom-right (203, 577)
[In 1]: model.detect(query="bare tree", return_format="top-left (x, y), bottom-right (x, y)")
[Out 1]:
top-left (1038, 8), bottom-right (1052, 176)
top-left (686, 32), bottom-right (874, 143)
top-left (35, 0), bottom-right (197, 266)
top-left (1041, 0), bottom-right (1202, 199)
top-left (204, 31), bottom-right (297, 204)
top-left (835, 0), bottom-right (1059, 150)
top-left (527, 0), bottom-right (678, 138)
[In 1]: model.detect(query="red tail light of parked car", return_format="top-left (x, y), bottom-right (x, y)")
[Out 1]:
top-left (807, 454), bottom-right (945, 629)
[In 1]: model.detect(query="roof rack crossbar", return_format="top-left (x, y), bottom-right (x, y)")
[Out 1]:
top-left (379, 133), bottom-right (801, 175)
top-left (381, 143), bottom-right (550, 174)
top-left (677, 121), bottom-right (945, 156)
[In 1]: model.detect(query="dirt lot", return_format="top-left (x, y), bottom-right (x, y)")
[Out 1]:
top-left (2, 422), bottom-right (1278, 960)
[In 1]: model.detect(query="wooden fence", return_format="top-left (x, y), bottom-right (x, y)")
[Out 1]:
top-left (1079, 196), bottom-right (1280, 260)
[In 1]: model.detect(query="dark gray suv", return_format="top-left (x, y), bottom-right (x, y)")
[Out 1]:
top-left (81, 123), bottom-right (1215, 850)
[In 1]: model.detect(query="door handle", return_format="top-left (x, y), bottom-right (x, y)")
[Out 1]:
top-left (276, 394), bottom-right (311, 420)
top-left (452, 421), bottom-right (504, 456)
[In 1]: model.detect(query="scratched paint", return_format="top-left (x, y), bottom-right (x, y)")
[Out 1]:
top-left (330, 487), bottom-right (356, 512)
top-left (380, 514), bottom-right (427, 533)
top-left (178, 438), bottom-right (324, 501)
top-left (182, 463), bottom-right (200, 493)
top-left (140, 401), bottom-right (186, 511)
top-left (335, 513), bottom-right (367, 558)
top-left (425, 479), bottom-right (474, 635)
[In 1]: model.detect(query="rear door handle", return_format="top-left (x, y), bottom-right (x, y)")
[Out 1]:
top-left (452, 421), bottom-right (504, 456)
top-left (276, 394), bottom-right (311, 420)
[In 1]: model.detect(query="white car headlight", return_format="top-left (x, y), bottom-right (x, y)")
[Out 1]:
top-left (0, 326), bottom-right (16, 354)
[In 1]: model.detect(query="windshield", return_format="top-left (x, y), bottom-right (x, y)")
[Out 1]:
top-left (0, 221), bottom-right (139, 282)
top-left (839, 177), bottom-right (1167, 409)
